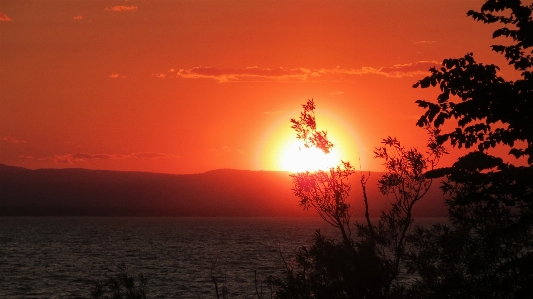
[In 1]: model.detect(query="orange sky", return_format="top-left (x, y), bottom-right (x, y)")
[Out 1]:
top-left (0, 0), bottom-right (519, 174)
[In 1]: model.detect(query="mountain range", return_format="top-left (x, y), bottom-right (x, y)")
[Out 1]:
top-left (0, 164), bottom-right (447, 217)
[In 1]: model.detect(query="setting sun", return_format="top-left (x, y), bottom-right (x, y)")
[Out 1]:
top-left (280, 140), bottom-right (341, 172)
top-left (258, 106), bottom-right (363, 173)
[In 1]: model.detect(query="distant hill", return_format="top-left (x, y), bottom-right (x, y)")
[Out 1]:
top-left (0, 164), bottom-right (447, 217)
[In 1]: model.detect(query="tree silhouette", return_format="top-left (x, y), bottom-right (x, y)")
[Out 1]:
top-left (91, 264), bottom-right (147, 299)
top-left (269, 100), bottom-right (445, 299)
top-left (415, 0), bottom-right (533, 165)
top-left (371, 133), bottom-right (445, 295)
top-left (409, 1), bottom-right (533, 298)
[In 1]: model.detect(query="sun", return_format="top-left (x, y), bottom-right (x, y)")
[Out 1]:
top-left (280, 140), bottom-right (341, 172)
top-left (256, 104), bottom-right (363, 172)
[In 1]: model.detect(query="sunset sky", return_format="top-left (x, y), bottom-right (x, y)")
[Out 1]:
top-left (0, 0), bottom-right (517, 174)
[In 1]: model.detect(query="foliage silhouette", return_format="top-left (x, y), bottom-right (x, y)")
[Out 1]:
top-left (85, 2), bottom-right (533, 298)
top-left (268, 99), bottom-right (446, 299)
top-left (409, 0), bottom-right (533, 298)
top-left (91, 264), bottom-right (147, 299)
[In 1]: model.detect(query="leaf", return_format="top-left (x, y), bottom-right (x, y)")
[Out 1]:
top-left (435, 112), bottom-right (448, 127)
top-left (452, 151), bottom-right (503, 171)
top-left (416, 100), bottom-right (431, 108)
top-left (420, 77), bottom-right (431, 88)
top-left (465, 54), bottom-right (475, 64)
top-left (437, 92), bottom-right (449, 103)
top-left (444, 59), bottom-right (455, 69)
top-left (424, 167), bottom-right (452, 179)
top-left (509, 148), bottom-right (524, 158)
top-left (416, 116), bottom-right (428, 127)
top-left (436, 134), bottom-right (449, 144)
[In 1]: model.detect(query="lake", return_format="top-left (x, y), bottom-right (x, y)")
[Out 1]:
top-left (0, 217), bottom-right (445, 299)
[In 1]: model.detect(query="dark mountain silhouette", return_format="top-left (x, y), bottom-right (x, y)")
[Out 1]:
top-left (0, 164), bottom-right (446, 217)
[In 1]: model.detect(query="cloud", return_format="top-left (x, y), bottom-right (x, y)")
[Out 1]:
top-left (54, 156), bottom-right (73, 164)
top-left (1, 136), bottom-right (26, 144)
top-left (0, 12), bottom-right (12, 22)
top-left (310, 62), bottom-right (440, 79)
top-left (166, 62), bottom-right (440, 83)
top-left (175, 67), bottom-right (311, 82)
top-left (131, 152), bottom-right (177, 159)
top-left (152, 73), bottom-right (166, 79)
top-left (110, 73), bottom-right (126, 79)
top-left (73, 15), bottom-right (83, 20)
top-left (51, 152), bottom-right (178, 164)
top-left (52, 153), bottom-right (124, 164)
top-left (376, 61), bottom-right (440, 77)
top-left (414, 40), bottom-right (436, 45)
top-left (72, 153), bottom-right (120, 159)
top-left (221, 146), bottom-right (232, 153)
top-left (262, 110), bottom-right (284, 115)
top-left (105, 6), bottom-right (138, 12)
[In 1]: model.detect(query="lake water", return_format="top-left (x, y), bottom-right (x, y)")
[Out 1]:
top-left (0, 217), bottom-right (445, 299)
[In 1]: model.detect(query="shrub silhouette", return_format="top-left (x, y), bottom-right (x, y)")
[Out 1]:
top-left (271, 1), bottom-right (533, 298)
top-left (268, 99), bottom-right (445, 299)
top-left (268, 231), bottom-right (388, 299)
top-left (88, 2), bottom-right (532, 298)
top-left (91, 264), bottom-right (147, 299)
top-left (407, 1), bottom-right (533, 298)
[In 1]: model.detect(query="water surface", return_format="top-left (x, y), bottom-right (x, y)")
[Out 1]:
top-left (0, 217), bottom-right (338, 299)
top-left (0, 217), bottom-right (445, 299)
